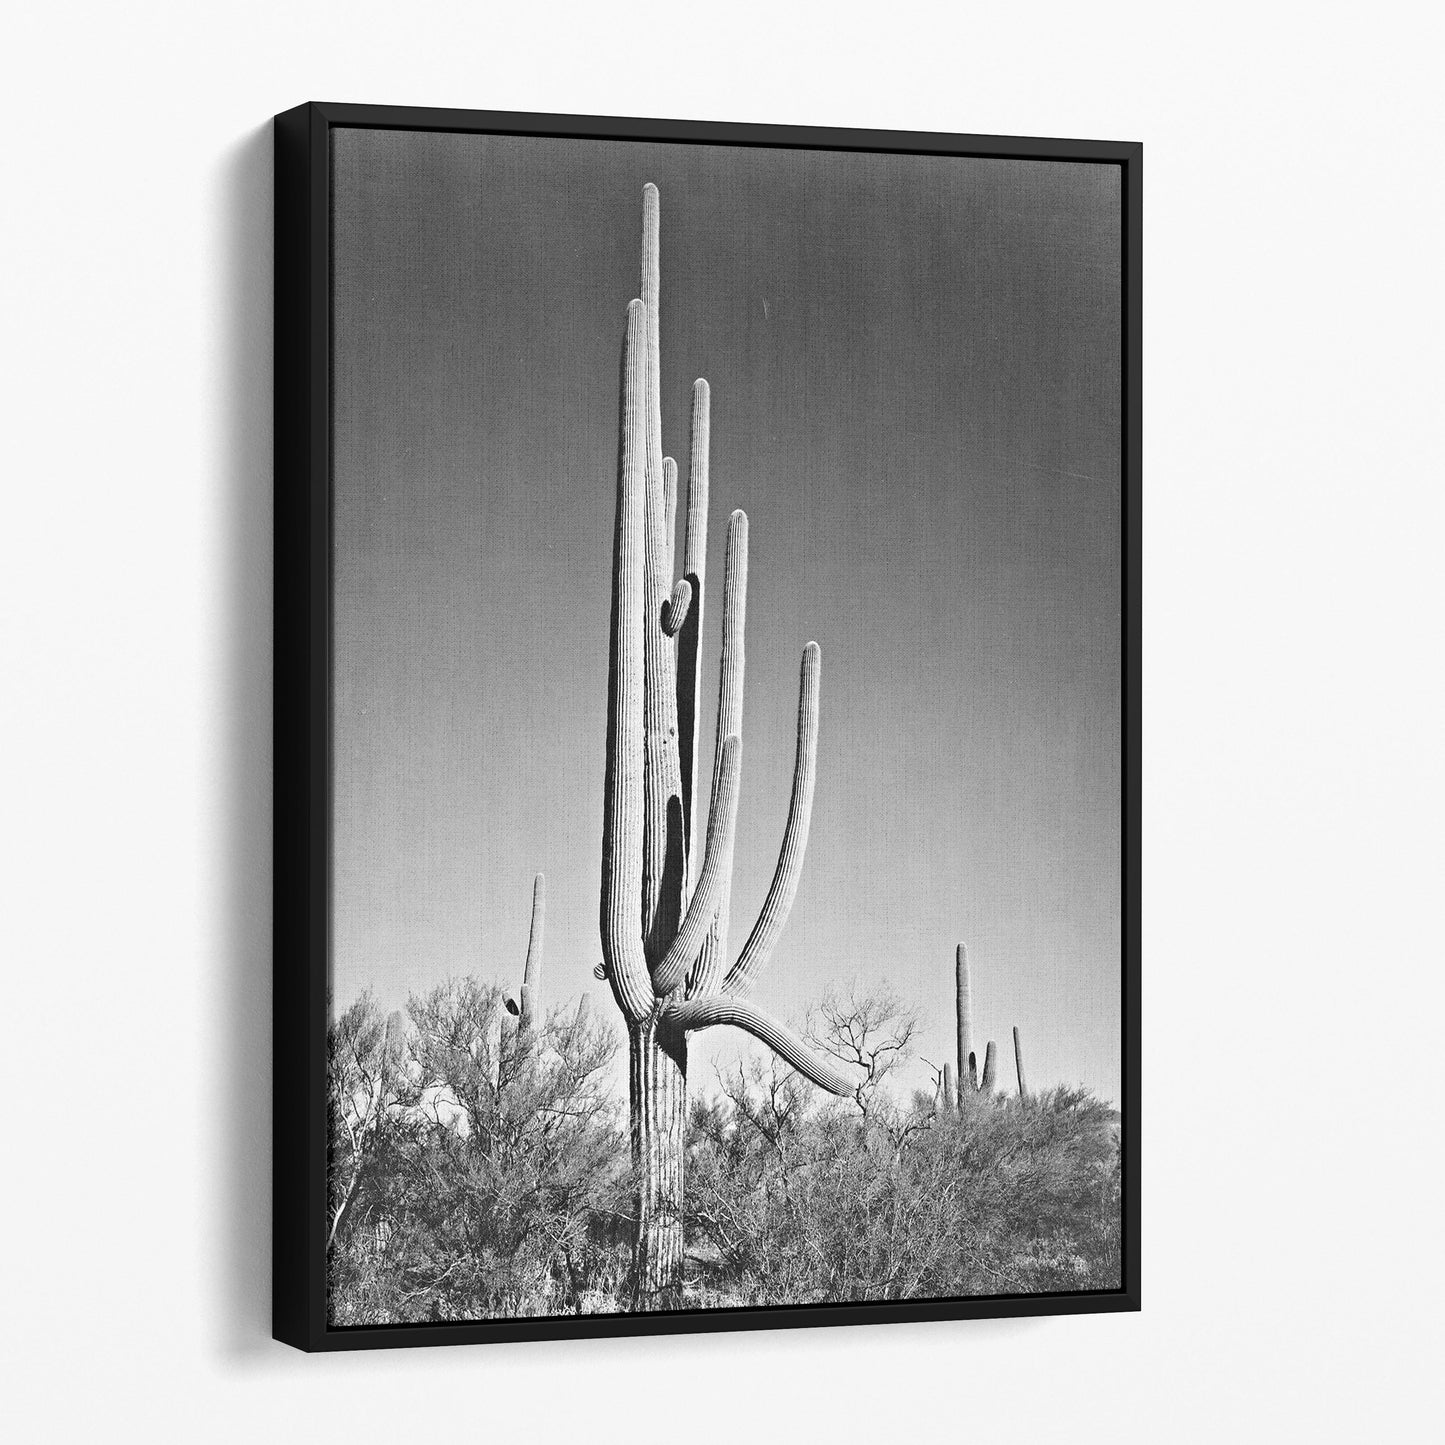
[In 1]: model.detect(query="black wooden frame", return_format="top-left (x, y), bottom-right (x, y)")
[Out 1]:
top-left (274, 101), bottom-right (1141, 1352)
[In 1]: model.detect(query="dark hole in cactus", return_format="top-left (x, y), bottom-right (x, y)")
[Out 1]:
top-left (645, 793), bottom-right (688, 966)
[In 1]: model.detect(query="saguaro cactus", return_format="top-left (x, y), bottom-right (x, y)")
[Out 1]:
top-left (1013, 1023), bottom-right (1028, 1099)
top-left (598, 184), bottom-right (855, 1306)
top-left (502, 872), bottom-right (546, 1060)
top-left (955, 942), bottom-right (974, 1091)
top-left (954, 939), bottom-right (1011, 1098)
top-left (941, 1060), bottom-right (958, 1112)
top-left (519, 872), bottom-right (545, 1037)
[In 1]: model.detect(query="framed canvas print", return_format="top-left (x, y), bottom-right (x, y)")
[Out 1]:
top-left (273, 102), bottom-right (1140, 1352)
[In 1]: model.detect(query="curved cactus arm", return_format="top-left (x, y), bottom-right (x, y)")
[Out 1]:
top-left (654, 737), bottom-right (741, 996)
top-left (723, 642), bottom-right (821, 997)
top-left (600, 298), bottom-right (654, 1023)
top-left (689, 510), bottom-right (748, 996)
top-left (662, 456), bottom-right (678, 582)
top-left (661, 578), bottom-right (692, 638)
top-left (519, 872), bottom-right (545, 1034)
top-left (676, 379), bottom-right (710, 886)
top-left (669, 995), bottom-right (856, 1096)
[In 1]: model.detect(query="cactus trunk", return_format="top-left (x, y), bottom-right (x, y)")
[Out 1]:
top-left (629, 1017), bottom-right (688, 1307)
top-left (1013, 1024), bottom-right (1027, 1098)
top-left (942, 1060), bottom-right (957, 1112)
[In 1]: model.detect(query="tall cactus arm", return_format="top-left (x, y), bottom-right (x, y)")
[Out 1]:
top-left (689, 510), bottom-right (748, 996)
top-left (639, 190), bottom-right (686, 968)
top-left (662, 456), bottom-right (678, 582)
top-left (600, 299), bottom-right (654, 1024)
top-left (653, 737), bottom-right (741, 996)
top-left (715, 512), bottom-right (748, 741)
top-left (981, 1040), bottom-right (998, 1092)
top-left (676, 378), bottom-right (710, 880)
top-left (669, 995), bottom-right (856, 1096)
top-left (641, 183), bottom-right (664, 497)
top-left (519, 872), bottom-right (545, 1034)
top-left (723, 642), bottom-right (821, 997)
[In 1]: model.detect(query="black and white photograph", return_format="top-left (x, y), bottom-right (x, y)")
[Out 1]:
top-left (306, 116), bottom-right (1135, 1332)
top-left (13, 0), bottom-right (1445, 1435)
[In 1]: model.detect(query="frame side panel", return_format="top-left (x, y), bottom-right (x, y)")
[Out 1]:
top-left (273, 102), bottom-right (331, 1351)
top-left (1121, 142), bottom-right (1143, 1314)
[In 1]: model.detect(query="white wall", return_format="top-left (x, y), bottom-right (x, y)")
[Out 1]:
top-left (4, 2), bottom-right (1441, 1439)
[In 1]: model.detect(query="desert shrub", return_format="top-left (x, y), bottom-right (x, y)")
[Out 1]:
top-left (327, 982), bottom-right (627, 1324)
top-left (685, 1073), bottom-right (1120, 1306)
top-left (328, 981), bottom-right (1120, 1322)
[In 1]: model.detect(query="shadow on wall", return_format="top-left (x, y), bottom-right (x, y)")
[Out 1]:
top-left (213, 121), bottom-right (274, 1357)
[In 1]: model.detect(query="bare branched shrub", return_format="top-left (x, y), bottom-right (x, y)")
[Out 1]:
top-left (684, 996), bottom-right (1120, 1307)
top-left (804, 980), bottom-right (919, 1125)
top-left (328, 981), bottom-right (1121, 1321)
top-left (327, 985), bottom-right (627, 1324)
top-left (327, 994), bottom-right (413, 1252)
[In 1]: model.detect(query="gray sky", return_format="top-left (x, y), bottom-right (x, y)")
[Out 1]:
top-left (330, 128), bottom-right (1122, 1105)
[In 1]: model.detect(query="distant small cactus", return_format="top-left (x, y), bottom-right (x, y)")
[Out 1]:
top-left (953, 940), bottom-right (1023, 1100)
top-left (519, 872), bottom-right (545, 1038)
top-left (980, 1039), bottom-right (998, 1093)
top-left (955, 943), bottom-right (974, 1094)
top-left (502, 872), bottom-right (545, 1067)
